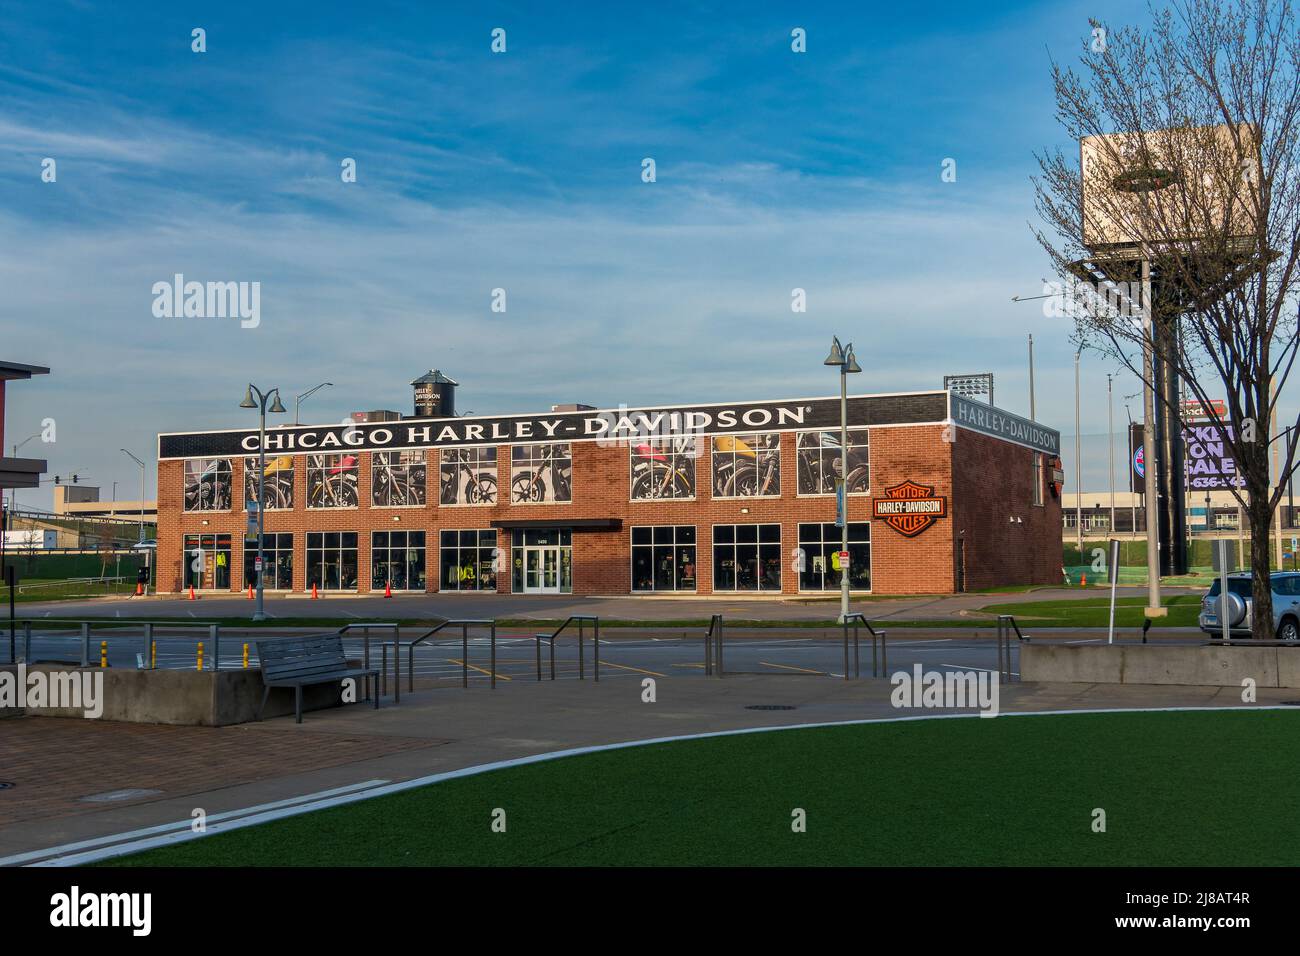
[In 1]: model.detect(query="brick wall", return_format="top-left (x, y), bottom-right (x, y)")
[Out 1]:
top-left (156, 423), bottom-right (1058, 595)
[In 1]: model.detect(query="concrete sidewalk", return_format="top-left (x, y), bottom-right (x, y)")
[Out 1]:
top-left (0, 671), bottom-right (1284, 862)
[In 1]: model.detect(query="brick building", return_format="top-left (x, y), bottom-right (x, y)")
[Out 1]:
top-left (155, 381), bottom-right (1062, 597)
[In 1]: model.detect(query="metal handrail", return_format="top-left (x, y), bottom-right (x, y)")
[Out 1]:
top-left (842, 614), bottom-right (888, 678)
top-left (535, 615), bottom-right (600, 681)
top-left (994, 615), bottom-right (1028, 684)
top-left (337, 622), bottom-right (401, 702)
top-left (401, 618), bottom-right (497, 689)
top-left (405, 619), bottom-right (452, 691)
top-left (7, 618), bottom-right (222, 670)
top-left (704, 614), bottom-right (723, 677)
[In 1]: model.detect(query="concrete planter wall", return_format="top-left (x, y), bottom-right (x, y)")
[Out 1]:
top-left (1, 664), bottom-right (361, 725)
top-left (1021, 643), bottom-right (1300, 688)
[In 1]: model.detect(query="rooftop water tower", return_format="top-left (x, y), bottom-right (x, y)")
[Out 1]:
top-left (411, 369), bottom-right (458, 419)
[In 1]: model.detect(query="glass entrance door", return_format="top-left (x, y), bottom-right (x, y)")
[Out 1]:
top-left (524, 546), bottom-right (562, 593)
top-left (513, 529), bottom-right (574, 594)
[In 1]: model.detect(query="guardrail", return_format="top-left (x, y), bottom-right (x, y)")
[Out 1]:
top-left (405, 619), bottom-right (498, 689)
top-left (995, 615), bottom-right (1029, 683)
top-left (5, 619), bottom-right (224, 670)
top-left (336, 623), bottom-right (400, 702)
top-left (535, 616), bottom-right (600, 682)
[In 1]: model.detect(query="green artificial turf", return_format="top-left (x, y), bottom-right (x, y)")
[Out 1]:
top-left (108, 710), bottom-right (1300, 867)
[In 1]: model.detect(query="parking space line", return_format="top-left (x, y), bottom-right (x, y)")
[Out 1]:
top-left (597, 660), bottom-right (666, 677)
top-left (758, 660), bottom-right (824, 674)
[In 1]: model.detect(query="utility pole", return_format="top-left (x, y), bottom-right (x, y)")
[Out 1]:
top-left (1107, 373), bottom-right (1115, 535)
top-left (1074, 349), bottom-right (1082, 557)
top-left (1141, 259), bottom-right (1163, 615)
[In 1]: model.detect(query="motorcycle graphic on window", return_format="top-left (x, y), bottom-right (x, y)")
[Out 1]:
top-left (796, 431), bottom-right (869, 494)
top-left (307, 454), bottom-right (359, 508)
top-left (244, 455), bottom-right (295, 510)
top-left (630, 439), bottom-right (696, 500)
top-left (511, 444), bottom-right (572, 503)
top-left (712, 434), bottom-right (780, 497)
top-left (373, 453), bottom-right (427, 507)
top-left (184, 459), bottom-right (232, 511)
top-left (440, 448), bottom-right (498, 505)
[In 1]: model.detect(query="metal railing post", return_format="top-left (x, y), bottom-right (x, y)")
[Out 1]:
top-left (209, 624), bottom-right (220, 672)
top-left (80, 622), bottom-right (90, 667)
top-left (393, 630), bottom-right (400, 704)
top-left (23, 621), bottom-right (31, 664)
top-left (550, 632), bottom-right (556, 681)
top-left (704, 620), bottom-right (712, 677)
top-left (490, 622), bottom-right (497, 690)
top-left (880, 629), bottom-right (887, 676)
top-left (717, 616), bottom-right (724, 677)
top-left (535, 635), bottom-right (543, 681)
top-left (594, 618), bottom-right (600, 682)
top-left (381, 643), bottom-right (388, 695)
top-left (853, 622), bottom-right (860, 679)
top-left (578, 619), bottom-right (585, 680)
top-left (462, 623), bottom-right (469, 688)
top-left (996, 617), bottom-right (1005, 685)
top-left (842, 619), bottom-right (850, 680)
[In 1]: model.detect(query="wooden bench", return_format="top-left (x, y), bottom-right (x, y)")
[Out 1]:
top-left (255, 634), bottom-right (381, 723)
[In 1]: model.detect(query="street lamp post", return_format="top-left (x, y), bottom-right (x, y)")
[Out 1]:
top-left (295, 382), bottom-right (333, 426)
top-left (824, 336), bottom-right (862, 623)
top-left (120, 449), bottom-right (147, 543)
top-left (11, 435), bottom-right (39, 514)
top-left (241, 384), bottom-right (287, 621)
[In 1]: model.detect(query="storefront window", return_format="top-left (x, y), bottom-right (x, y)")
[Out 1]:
top-left (439, 530), bottom-right (499, 591)
top-left (630, 438), bottom-right (698, 500)
top-left (306, 454), bottom-right (359, 508)
top-left (244, 455), bottom-right (295, 510)
top-left (510, 529), bottom-right (573, 592)
top-left (305, 531), bottom-right (358, 590)
top-left (183, 533), bottom-right (232, 590)
top-left (243, 533), bottom-right (293, 590)
top-left (371, 531), bottom-right (426, 590)
top-left (711, 434), bottom-right (780, 498)
top-left (439, 446), bottom-right (498, 505)
top-left (372, 451), bottom-right (427, 507)
top-left (796, 431), bottom-right (869, 495)
top-left (797, 523), bottom-right (871, 591)
top-left (712, 524), bottom-right (781, 591)
top-left (631, 526), bottom-right (696, 591)
top-left (183, 458), bottom-right (233, 512)
top-left (510, 444), bottom-right (572, 503)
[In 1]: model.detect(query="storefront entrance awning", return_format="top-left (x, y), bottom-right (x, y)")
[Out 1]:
top-left (489, 518), bottom-right (621, 531)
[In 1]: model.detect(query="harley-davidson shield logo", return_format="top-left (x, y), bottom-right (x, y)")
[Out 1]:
top-left (873, 480), bottom-right (948, 537)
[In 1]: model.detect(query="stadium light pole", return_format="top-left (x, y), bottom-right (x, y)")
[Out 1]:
top-left (824, 336), bottom-right (861, 623)
top-left (10, 435), bottom-right (38, 514)
top-left (1074, 349), bottom-right (1082, 557)
top-left (120, 449), bottom-right (147, 543)
top-left (295, 382), bottom-right (333, 425)
top-left (241, 385), bottom-right (287, 621)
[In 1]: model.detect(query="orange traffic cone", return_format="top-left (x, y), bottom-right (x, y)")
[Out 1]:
top-left (188, 585), bottom-right (197, 601)
top-left (247, 585), bottom-right (254, 600)
top-left (135, 582), bottom-right (143, 596)
top-left (1080, 573), bottom-right (1087, 587)
top-left (311, 583), bottom-right (319, 600)
top-left (384, 580), bottom-right (392, 598)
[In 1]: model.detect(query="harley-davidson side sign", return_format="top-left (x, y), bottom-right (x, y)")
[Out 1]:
top-left (873, 480), bottom-right (948, 537)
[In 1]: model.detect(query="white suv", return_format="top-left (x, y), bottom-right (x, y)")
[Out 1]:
top-left (1199, 572), bottom-right (1300, 641)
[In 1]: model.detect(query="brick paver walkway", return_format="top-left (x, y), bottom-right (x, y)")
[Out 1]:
top-left (0, 717), bottom-right (443, 826)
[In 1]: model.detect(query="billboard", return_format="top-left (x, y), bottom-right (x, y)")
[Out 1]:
top-left (1129, 422), bottom-right (1243, 492)
top-left (1081, 123), bottom-right (1260, 248)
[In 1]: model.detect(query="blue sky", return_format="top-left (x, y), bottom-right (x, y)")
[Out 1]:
top-left (3, 0), bottom-right (1253, 506)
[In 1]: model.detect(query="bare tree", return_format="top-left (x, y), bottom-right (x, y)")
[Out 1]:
top-left (1034, 0), bottom-right (1300, 637)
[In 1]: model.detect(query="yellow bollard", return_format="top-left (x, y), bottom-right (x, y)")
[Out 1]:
top-left (150, 640), bottom-right (157, 669)
top-left (197, 641), bottom-right (204, 671)
top-left (243, 643), bottom-right (249, 669)
top-left (100, 640), bottom-right (107, 668)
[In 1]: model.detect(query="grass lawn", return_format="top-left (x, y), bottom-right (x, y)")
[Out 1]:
top-left (107, 711), bottom-right (1300, 867)
top-left (977, 595), bottom-right (1203, 628)
top-left (0, 579), bottom-right (138, 602)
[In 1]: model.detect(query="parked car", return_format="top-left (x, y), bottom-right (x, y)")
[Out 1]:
top-left (1199, 571), bottom-right (1300, 641)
